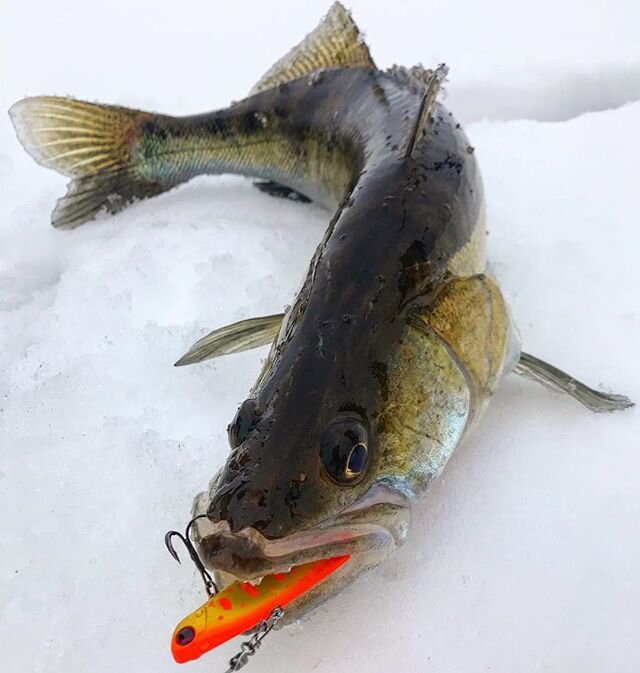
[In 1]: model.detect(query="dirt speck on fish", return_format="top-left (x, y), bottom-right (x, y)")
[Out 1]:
top-left (9, 0), bottom-right (634, 650)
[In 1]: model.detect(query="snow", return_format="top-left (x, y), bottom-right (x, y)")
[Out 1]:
top-left (1, 2), bottom-right (639, 673)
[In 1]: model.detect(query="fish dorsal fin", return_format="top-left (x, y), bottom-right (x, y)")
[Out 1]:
top-left (250, 2), bottom-right (375, 95)
top-left (404, 64), bottom-right (449, 159)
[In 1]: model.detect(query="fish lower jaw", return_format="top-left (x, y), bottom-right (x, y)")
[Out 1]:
top-left (203, 525), bottom-right (399, 593)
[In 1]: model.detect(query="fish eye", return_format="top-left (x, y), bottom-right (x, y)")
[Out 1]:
top-left (228, 398), bottom-right (261, 448)
top-left (320, 418), bottom-right (369, 485)
top-left (175, 626), bottom-right (196, 646)
top-left (346, 442), bottom-right (368, 476)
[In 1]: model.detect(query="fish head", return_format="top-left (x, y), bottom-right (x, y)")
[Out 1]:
top-left (198, 389), bottom-right (413, 597)
top-left (192, 259), bottom-right (516, 621)
top-left (191, 308), bottom-right (487, 621)
top-left (209, 394), bottom-right (401, 533)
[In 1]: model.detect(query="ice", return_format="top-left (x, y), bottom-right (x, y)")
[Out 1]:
top-left (1, 1), bottom-right (639, 673)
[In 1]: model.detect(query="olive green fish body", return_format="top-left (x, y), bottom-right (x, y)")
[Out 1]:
top-left (201, 91), bottom-right (487, 530)
top-left (9, 1), bottom-right (632, 629)
top-left (8, 3), bottom-right (510, 619)
top-left (121, 66), bottom-right (451, 213)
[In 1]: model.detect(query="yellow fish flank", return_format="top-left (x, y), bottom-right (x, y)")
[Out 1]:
top-left (8, 1), bottom-right (633, 655)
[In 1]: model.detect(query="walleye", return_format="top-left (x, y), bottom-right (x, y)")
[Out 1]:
top-left (9, 0), bottom-right (633, 663)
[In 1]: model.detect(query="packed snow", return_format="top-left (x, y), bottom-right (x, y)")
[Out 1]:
top-left (1, 2), bottom-right (638, 673)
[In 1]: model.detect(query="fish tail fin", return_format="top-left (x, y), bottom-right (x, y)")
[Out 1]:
top-left (9, 96), bottom-right (175, 228)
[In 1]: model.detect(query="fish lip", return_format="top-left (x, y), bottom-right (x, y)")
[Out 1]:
top-left (195, 483), bottom-right (411, 582)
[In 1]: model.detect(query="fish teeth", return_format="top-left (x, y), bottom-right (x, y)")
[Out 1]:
top-left (249, 567), bottom-right (294, 585)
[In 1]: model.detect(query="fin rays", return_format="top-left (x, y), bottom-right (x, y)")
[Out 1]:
top-left (515, 352), bottom-right (634, 413)
top-left (405, 64), bottom-right (449, 159)
top-left (9, 96), bottom-right (142, 178)
top-left (8, 96), bottom-right (176, 228)
top-left (250, 2), bottom-right (375, 94)
top-left (9, 4), bottom-right (377, 228)
top-left (175, 314), bottom-right (285, 366)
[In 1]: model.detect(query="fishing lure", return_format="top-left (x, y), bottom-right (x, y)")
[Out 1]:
top-left (166, 516), bottom-right (349, 665)
top-left (8, 2), bottom-right (633, 670)
top-left (171, 555), bottom-right (348, 664)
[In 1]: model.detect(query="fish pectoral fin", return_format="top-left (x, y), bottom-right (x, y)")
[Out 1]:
top-left (253, 180), bottom-right (312, 203)
top-left (249, 1), bottom-right (375, 95)
top-left (9, 97), bottom-right (178, 229)
top-left (515, 352), bottom-right (634, 413)
top-left (174, 314), bottom-right (285, 366)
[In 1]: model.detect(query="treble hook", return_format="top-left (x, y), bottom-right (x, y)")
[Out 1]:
top-left (165, 514), bottom-right (219, 596)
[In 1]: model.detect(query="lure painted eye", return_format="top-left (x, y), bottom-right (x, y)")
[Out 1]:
top-left (175, 626), bottom-right (196, 646)
top-left (320, 418), bottom-right (369, 485)
top-left (228, 398), bottom-right (261, 448)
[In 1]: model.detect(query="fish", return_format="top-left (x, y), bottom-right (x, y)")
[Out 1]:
top-left (9, 0), bottom-right (633, 663)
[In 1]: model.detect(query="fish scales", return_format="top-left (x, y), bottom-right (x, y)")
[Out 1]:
top-left (8, 1), bottom-right (633, 662)
top-left (135, 67), bottom-right (441, 210)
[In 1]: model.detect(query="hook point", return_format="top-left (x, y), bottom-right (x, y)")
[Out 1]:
top-left (164, 530), bottom-right (183, 564)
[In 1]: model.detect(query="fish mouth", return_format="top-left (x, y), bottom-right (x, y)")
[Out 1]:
top-left (192, 484), bottom-right (411, 589)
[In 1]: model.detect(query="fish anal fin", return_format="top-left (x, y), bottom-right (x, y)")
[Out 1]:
top-left (175, 314), bottom-right (285, 366)
top-left (250, 2), bottom-right (375, 95)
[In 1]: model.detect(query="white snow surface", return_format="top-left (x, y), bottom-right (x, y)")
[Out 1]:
top-left (1, 2), bottom-right (639, 672)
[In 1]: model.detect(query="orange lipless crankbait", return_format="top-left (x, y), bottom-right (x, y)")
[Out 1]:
top-left (171, 555), bottom-right (350, 663)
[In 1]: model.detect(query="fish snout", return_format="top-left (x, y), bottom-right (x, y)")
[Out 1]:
top-left (197, 528), bottom-right (279, 578)
top-left (206, 482), bottom-right (271, 532)
top-left (205, 467), bottom-right (314, 539)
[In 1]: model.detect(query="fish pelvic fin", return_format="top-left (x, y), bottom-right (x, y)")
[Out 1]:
top-left (250, 2), bottom-right (375, 95)
top-left (515, 352), bottom-right (634, 412)
top-left (9, 96), bottom-right (173, 228)
top-left (174, 314), bottom-right (285, 366)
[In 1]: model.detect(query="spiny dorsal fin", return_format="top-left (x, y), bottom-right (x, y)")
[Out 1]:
top-left (404, 64), bottom-right (449, 159)
top-left (250, 2), bottom-right (375, 95)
